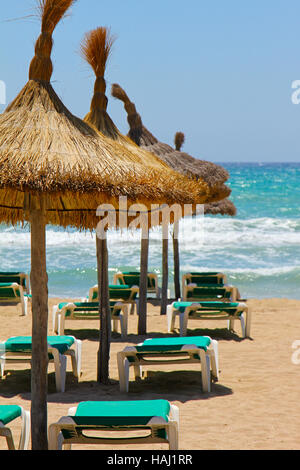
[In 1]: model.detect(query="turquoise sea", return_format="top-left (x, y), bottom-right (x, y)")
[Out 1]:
top-left (0, 162), bottom-right (299, 299)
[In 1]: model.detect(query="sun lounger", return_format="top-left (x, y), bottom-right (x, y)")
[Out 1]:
top-left (0, 336), bottom-right (82, 393)
top-left (182, 284), bottom-right (239, 302)
top-left (52, 301), bottom-right (128, 337)
top-left (88, 284), bottom-right (139, 315)
top-left (113, 271), bottom-right (161, 298)
top-left (0, 282), bottom-right (29, 316)
top-left (0, 405), bottom-right (30, 450)
top-left (117, 336), bottom-right (219, 393)
top-left (167, 301), bottom-right (251, 338)
top-left (0, 272), bottom-right (30, 295)
top-left (48, 399), bottom-right (179, 450)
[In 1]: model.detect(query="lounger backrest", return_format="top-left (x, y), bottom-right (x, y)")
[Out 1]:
top-left (185, 286), bottom-right (231, 300)
top-left (109, 285), bottom-right (138, 301)
top-left (0, 283), bottom-right (20, 299)
top-left (117, 272), bottom-right (156, 289)
top-left (184, 273), bottom-right (225, 286)
top-left (0, 273), bottom-right (29, 292)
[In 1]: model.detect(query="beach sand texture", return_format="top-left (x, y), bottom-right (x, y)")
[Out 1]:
top-left (0, 297), bottom-right (300, 450)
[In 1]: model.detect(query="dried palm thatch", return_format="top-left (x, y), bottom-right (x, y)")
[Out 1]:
top-left (111, 83), bottom-right (231, 202)
top-left (0, 35), bottom-right (212, 232)
top-left (205, 198), bottom-right (237, 216)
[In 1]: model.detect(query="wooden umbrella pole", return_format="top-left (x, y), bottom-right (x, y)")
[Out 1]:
top-left (138, 227), bottom-right (149, 335)
top-left (160, 226), bottom-right (169, 315)
top-left (172, 221), bottom-right (181, 300)
top-left (96, 231), bottom-right (111, 384)
top-left (30, 207), bottom-right (48, 450)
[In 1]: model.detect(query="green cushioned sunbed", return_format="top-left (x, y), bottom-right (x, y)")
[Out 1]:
top-left (71, 400), bottom-right (171, 426)
top-left (3, 336), bottom-right (75, 355)
top-left (0, 405), bottom-right (22, 425)
top-left (136, 336), bottom-right (211, 353)
top-left (173, 301), bottom-right (241, 315)
top-left (58, 301), bottom-right (122, 317)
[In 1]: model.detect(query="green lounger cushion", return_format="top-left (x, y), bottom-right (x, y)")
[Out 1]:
top-left (109, 285), bottom-right (137, 300)
top-left (58, 301), bottom-right (122, 317)
top-left (3, 336), bottom-right (75, 355)
top-left (136, 336), bottom-right (211, 352)
top-left (186, 287), bottom-right (231, 299)
top-left (71, 400), bottom-right (171, 426)
top-left (0, 283), bottom-right (21, 298)
top-left (0, 273), bottom-right (27, 288)
top-left (0, 405), bottom-right (22, 425)
top-left (173, 301), bottom-right (242, 315)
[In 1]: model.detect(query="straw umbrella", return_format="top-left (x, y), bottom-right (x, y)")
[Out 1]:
top-left (80, 27), bottom-right (214, 334)
top-left (0, 2), bottom-right (212, 449)
top-left (111, 84), bottom-right (232, 307)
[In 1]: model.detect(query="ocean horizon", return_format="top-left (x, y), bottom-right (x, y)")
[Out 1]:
top-left (1, 162), bottom-right (299, 300)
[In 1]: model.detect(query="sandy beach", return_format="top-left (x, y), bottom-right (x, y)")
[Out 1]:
top-left (1, 297), bottom-right (300, 451)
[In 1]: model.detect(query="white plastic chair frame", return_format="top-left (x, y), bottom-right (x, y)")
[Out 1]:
top-left (0, 283), bottom-right (28, 316)
top-left (48, 403), bottom-right (179, 450)
top-left (0, 406), bottom-right (30, 450)
top-left (167, 301), bottom-right (251, 338)
top-left (0, 337), bottom-right (82, 393)
top-left (52, 302), bottom-right (128, 338)
top-left (117, 339), bottom-right (219, 394)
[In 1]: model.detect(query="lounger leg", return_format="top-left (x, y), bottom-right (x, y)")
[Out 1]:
top-left (228, 317), bottom-right (235, 332)
top-left (134, 364), bottom-right (142, 380)
top-left (58, 314), bottom-right (66, 336)
top-left (167, 422), bottom-right (179, 450)
top-left (52, 350), bottom-right (67, 393)
top-left (52, 305), bottom-right (58, 333)
top-left (22, 296), bottom-right (28, 316)
top-left (240, 315), bottom-right (246, 338)
top-left (2, 428), bottom-right (15, 450)
top-left (199, 350), bottom-right (211, 393)
top-left (19, 408), bottom-right (30, 450)
top-left (117, 353), bottom-right (130, 393)
top-left (112, 318), bottom-right (118, 334)
top-left (48, 424), bottom-right (61, 450)
top-left (0, 356), bottom-right (5, 377)
top-left (179, 313), bottom-right (188, 337)
top-left (210, 340), bottom-right (219, 381)
top-left (167, 305), bottom-right (173, 332)
top-left (245, 309), bottom-right (252, 338)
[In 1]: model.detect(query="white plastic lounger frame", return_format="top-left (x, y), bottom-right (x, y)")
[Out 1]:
top-left (0, 337), bottom-right (82, 393)
top-left (117, 339), bottom-right (219, 394)
top-left (48, 403), bottom-right (179, 450)
top-left (0, 283), bottom-right (28, 316)
top-left (0, 406), bottom-right (30, 450)
top-left (167, 302), bottom-right (251, 338)
top-left (52, 302), bottom-right (128, 337)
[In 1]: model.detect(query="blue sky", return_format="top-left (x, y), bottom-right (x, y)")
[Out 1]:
top-left (0, 0), bottom-right (300, 162)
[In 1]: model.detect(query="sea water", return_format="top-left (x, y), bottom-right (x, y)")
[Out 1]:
top-left (0, 162), bottom-right (299, 299)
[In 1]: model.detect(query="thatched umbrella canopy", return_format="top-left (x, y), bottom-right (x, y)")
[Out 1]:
top-left (80, 27), bottom-right (214, 333)
top-left (0, 1), bottom-right (212, 450)
top-left (205, 198), bottom-right (237, 216)
top-left (111, 83), bottom-right (233, 304)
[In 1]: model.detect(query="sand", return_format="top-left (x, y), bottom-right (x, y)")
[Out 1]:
top-left (1, 297), bottom-right (300, 451)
